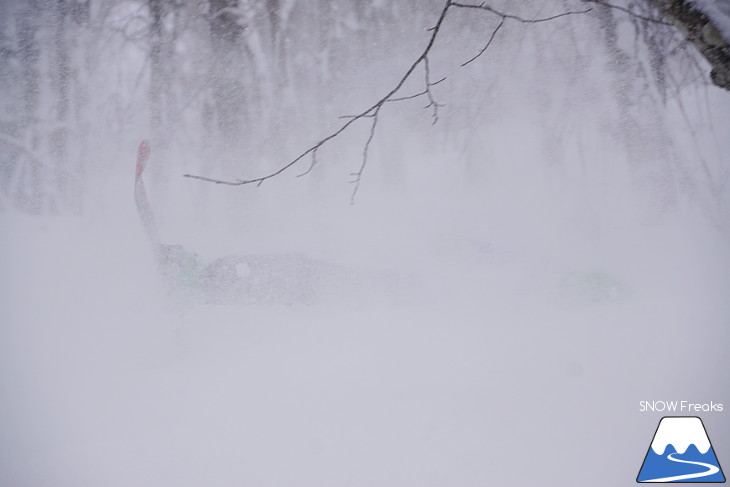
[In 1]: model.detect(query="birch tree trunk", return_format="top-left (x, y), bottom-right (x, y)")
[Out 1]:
top-left (208, 0), bottom-right (247, 145)
top-left (149, 0), bottom-right (165, 143)
top-left (647, 0), bottom-right (730, 90)
top-left (50, 0), bottom-right (70, 213)
top-left (17, 0), bottom-right (42, 213)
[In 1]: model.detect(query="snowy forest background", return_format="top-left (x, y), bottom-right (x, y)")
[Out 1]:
top-left (1, 0), bottom-right (730, 486)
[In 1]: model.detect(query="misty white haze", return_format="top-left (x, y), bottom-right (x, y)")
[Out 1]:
top-left (1, 0), bottom-right (729, 486)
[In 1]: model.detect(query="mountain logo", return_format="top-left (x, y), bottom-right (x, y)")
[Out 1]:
top-left (637, 416), bottom-right (725, 483)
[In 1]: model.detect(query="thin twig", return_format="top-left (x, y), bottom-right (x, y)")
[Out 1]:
top-left (450, 2), bottom-right (592, 23)
top-left (385, 77), bottom-right (448, 103)
top-left (338, 113), bottom-right (377, 119)
top-left (462, 17), bottom-right (505, 66)
top-left (297, 147), bottom-right (319, 177)
top-left (386, 90), bottom-right (429, 102)
top-left (423, 56), bottom-right (444, 124)
top-left (349, 108), bottom-right (380, 204)
top-left (580, 0), bottom-right (672, 26)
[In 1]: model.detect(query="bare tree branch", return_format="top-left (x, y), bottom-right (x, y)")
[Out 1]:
top-left (385, 90), bottom-right (430, 102)
top-left (461, 17), bottom-right (505, 67)
top-left (450, 2), bottom-right (592, 23)
top-left (349, 108), bottom-right (380, 203)
top-left (581, 0), bottom-right (673, 25)
top-left (296, 147), bottom-right (318, 178)
top-left (184, 0), bottom-right (454, 187)
top-left (183, 1), bottom-right (593, 195)
top-left (385, 77), bottom-right (447, 103)
top-left (423, 57), bottom-right (444, 124)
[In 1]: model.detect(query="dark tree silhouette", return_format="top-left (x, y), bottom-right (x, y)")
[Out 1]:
top-left (646, 0), bottom-right (730, 90)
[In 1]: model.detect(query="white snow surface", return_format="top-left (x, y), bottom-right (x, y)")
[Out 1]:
top-left (2, 181), bottom-right (730, 486)
top-left (651, 417), bottom-right (712, 455)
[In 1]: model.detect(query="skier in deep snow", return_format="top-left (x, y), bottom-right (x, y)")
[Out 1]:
top-left (134, 140), bottom-right (327, 304)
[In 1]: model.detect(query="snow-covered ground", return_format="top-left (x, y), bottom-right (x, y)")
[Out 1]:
top-left (2, 172), bottom-right (729, 486)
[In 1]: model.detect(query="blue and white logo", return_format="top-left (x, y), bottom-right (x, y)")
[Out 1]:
top-left (637, 416), bottom-right (725, 483)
